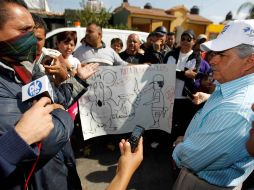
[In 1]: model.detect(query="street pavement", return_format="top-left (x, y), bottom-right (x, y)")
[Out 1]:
top-left (75, 131), bottom-right (175, 190)
top-left (74, 132), bottom-right (254, 190)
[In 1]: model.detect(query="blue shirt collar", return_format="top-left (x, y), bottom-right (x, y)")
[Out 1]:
top-left (217, 73), bottom-right (254, 98)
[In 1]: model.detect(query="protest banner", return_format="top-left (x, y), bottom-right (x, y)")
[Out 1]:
top-left (79, 64), bottom-right (176, 140)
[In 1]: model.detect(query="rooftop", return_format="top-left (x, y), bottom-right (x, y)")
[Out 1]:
top-left (114, 3), bottom-right (175, 19)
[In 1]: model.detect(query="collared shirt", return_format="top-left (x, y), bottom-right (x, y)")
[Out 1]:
top-left (173, 73), bottom-right (254, 187)
top-left (73, 43), bottom-right (128, 66)
top-left (0, 61), bottom-right (28, 83)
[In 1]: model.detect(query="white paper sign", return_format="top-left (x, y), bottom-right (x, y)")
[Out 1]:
top-left (79, 64), bottom-right (176, 140)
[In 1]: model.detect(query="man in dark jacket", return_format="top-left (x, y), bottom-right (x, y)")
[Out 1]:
top-left (0, 0), bottom-right (93, 189)
top-left (164, 29), bottom-right (201, 142)
top-left (142, 26), bottom-right (171, 64)
top-left (0, 97), bottom-right (56, 180)
top-left (119, 33), bottom-right (144, 64)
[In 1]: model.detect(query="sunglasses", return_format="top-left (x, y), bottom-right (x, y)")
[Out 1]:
top-left (181, 36), bottom-right (192, 42)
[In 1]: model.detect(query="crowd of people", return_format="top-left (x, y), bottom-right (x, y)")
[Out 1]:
top-left (1, 0), bottom-right (254, 190)
top-left (0, 1), bottom-right (140, 190)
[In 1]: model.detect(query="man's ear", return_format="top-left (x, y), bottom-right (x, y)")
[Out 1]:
top-left (244, 53), bottom-right (254, 71)
top-left (98, 32), bottom-right (102, 39)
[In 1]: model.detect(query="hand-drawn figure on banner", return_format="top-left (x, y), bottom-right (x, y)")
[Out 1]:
top-left (143, 74), bottom-right (168, 128)
top-left (115, 78), bottom-right (141, 120)
top-left (79, 64), bottom-right (176, 140)
top-left (84, 69), bottom-right (142, 134)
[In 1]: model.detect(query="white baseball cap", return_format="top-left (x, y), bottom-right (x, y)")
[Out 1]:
top-left (201, 19), bottom-right (254, 52)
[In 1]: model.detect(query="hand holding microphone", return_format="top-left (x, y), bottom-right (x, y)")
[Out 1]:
top-left (19, 76), bottom-right (65, 145)
top-left (15, 97), bottom-right (62, 145)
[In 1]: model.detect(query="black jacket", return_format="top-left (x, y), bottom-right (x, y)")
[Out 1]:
top-left (142, 45), bottom-right (171, 64)
top-left (164, 47), bottom-right (201, 94)
top-left (119, 50), bottom-right (144, 64)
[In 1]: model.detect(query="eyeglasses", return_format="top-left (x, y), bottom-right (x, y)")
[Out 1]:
top-left (181, 36), bottom-right (192, 42)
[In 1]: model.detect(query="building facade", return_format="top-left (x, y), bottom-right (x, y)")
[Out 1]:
top-left (113, 2), bottom-right (175, 32)
top-left (113, 2), bottom-right (213, 40)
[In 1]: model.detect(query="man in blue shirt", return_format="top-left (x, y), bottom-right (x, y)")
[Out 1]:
top-left (172, 19), bottom-right (254, 190)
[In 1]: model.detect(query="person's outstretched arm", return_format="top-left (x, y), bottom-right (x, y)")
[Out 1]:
top-left (106, 137), bottom-right (143, 190)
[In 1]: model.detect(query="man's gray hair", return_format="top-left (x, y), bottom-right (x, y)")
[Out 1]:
top-left (235, 44), bottom-right (254, 58)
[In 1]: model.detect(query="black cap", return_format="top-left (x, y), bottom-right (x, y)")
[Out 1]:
top-left (181, 29), bottom-right (196, 39)
top-left (148, 32), bottom-right (156, 38)
top-left (154, 26), bottom-right (167, 36)
top-left (167, 31), bottom-right (175, 36)
top-left (196, 34), bottom-right (207, 44)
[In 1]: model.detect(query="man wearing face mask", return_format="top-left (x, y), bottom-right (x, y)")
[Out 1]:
top-left (0, 1), bottom-right (85, 189)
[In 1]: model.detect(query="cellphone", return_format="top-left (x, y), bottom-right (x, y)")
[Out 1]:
top-left (129, 125), bottom-right (145, 153)
top-left (184, 86), bottom-right (194, 100)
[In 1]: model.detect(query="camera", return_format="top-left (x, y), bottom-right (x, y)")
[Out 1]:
top-left (129, 125), bottom-right (145, 153)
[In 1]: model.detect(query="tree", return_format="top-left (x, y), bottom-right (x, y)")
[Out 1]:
top-left (78, 0), bottom-right (111, 27)
top-left (64, 0), bottom-right (111, 27)
top-left (64, 0), bottom-right (136, 30)
top-left (237, 2), bottom-right (254, 19)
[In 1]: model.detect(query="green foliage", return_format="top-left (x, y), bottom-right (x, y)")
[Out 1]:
top-left (64, 0), bottom-right (138, 30)
top-left (65, 9), bottom-right (79, 26)
top-left (65, 0), bottom-right (112, 27)
top-left (77, 7), bottom-right (112, 27)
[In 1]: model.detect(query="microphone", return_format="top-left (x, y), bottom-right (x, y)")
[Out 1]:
top-left (22, 75), bottom-right (54, 102)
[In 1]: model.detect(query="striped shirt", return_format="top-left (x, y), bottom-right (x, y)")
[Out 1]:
top-left (173, 73), bottom-right (254, 187)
